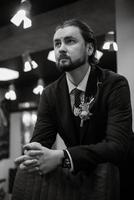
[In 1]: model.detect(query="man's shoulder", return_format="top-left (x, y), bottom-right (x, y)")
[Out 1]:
top-left (44, 73), bottom-right (66, 92)
top-left (97, 66), bottom-right (128, 85)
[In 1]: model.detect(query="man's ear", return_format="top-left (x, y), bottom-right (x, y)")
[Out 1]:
top-left (87, 43), bottom-right (94, 56)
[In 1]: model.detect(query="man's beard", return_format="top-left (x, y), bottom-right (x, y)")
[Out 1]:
top-left (56, 55), bottom-right (87, 72)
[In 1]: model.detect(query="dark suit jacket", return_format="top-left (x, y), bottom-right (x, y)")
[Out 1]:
top-left (12, 66), bottom-right (132, 200)
top-left (31, 65), bottom-right (132, 172)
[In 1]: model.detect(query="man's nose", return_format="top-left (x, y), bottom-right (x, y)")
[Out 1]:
top-left (59, 43), bottom-right (67, 52)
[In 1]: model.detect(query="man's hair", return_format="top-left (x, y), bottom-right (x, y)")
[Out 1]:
top-left (55, 19), bottom-right (98, 65)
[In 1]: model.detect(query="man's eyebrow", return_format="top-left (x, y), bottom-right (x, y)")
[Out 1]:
top-left (54, 36), bottom-right (76, 41)
top-left (53, 38), bottom-right (60, 42)
top-left (64, 36), bottom-right (76, 40)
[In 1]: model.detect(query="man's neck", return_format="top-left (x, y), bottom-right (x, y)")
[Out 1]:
top-left (66, 64), bottom-right (90, 86)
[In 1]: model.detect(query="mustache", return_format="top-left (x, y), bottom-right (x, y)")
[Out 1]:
top-left (58, 54), bottom-right (70, 60)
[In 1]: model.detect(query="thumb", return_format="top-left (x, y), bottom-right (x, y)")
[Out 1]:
top-left (23, 142), bottom-right (42, 151)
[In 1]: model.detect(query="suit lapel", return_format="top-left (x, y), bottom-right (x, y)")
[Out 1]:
top-left (80, 66), bottom-right (102, 143)
top-left (85, 66), bottom-right (98, 98)
top-left (56, 76), bottom-right (79, 145)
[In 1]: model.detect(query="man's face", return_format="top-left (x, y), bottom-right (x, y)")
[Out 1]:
top-left (53, 26), bottom-right (91, 72)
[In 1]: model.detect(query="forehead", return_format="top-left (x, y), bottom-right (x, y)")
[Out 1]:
top-left (53, 26), bottom-right (83, 41)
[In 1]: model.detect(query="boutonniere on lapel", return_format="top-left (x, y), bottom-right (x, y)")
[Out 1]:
top-left (74, 94), bottom-right (95, 127)
top-left (73, 80), bottom-right (102, 127)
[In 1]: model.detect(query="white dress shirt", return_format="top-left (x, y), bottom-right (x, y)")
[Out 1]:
top-left (66, 66), bottom-right (91, 110)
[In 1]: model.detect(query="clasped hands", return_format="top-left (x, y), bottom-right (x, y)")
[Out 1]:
top-left (14, 142), bottom-right (64, 175)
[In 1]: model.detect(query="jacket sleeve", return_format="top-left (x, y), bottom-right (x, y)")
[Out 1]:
top-left (67, 75), bottom-right (132, 172)
top-left (30, 89), bottom-right (57, 148)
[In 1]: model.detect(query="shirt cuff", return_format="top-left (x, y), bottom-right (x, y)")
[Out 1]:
top-left (65, 149), bottom-right (74, 172)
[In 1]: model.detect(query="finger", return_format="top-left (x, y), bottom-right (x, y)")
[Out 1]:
top-left (23, 142), bottom-right (42, 151)
top-left (14, 155), bottom-right (31, 166)
top-left (26, 150), bottom-right (43, 157)
top-left (19, 163), bottom-right (38, 171)
top-left (28, 166), bottom-right (40, 173)
top-left (23, 159), bottom-right (39, 167)
top-left (19, 161), bottom-right (40, 171)
top-left (19, 163), bottom-right (28, 170)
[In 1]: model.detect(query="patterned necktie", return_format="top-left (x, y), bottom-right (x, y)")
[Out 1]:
top-left (74, 88), bottom-right (81, 108)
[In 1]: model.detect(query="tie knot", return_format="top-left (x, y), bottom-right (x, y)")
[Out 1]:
top-left (74, 88), bottom-right (81, 96)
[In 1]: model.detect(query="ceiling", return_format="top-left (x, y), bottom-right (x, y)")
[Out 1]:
top-left (0, 0), bottom-right (116, 110)
top-left (0, 0), bottom-right (80, 28)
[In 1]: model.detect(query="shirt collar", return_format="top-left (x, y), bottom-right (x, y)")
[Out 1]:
top-left (66, 66), bottom-right (91, 94)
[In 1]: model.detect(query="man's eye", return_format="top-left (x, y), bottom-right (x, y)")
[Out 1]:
top-left (66, 39), bottom-right (75, 45)
top-left (54, 42), bottom-right (61, 48)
